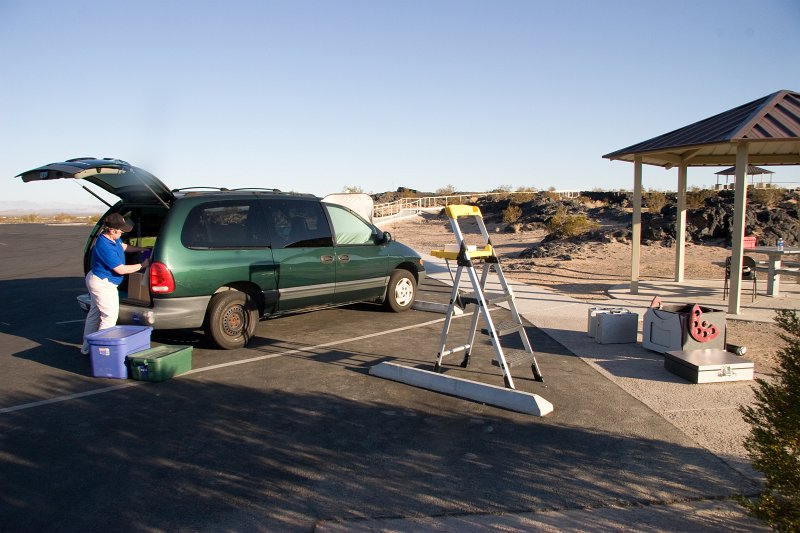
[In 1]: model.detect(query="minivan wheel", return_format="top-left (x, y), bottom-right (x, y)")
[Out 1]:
top-left (383, 269), bottom-right (416, 312)
top-left (205, 290), bottom-right (258, 349)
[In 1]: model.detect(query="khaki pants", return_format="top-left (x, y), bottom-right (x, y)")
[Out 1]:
top-left (81, 272), bottom-right (120, 354)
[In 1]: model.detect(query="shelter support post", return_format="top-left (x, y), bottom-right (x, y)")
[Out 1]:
top-left (728, 143), bottom-right (748, 315)
top-left (674, 164), bottom-right (687, 282)
top-left (630, 156), bottom-right (642, 293)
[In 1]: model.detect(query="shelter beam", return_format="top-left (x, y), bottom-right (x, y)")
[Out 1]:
top-left (728, 143), bottom-right (749, 315)
top-left (688, 154), bottom-right (800, 166)
top-left (630, 155), bottom-right (642, 294)
top-left (674, 164), bottom-right (687, 282)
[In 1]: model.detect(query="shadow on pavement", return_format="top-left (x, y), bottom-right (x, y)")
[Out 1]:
top-left (0, 375), bottom-right (760, 532)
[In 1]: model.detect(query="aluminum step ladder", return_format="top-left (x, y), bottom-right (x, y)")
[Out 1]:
top-left (430, 204), bottom-right (543, 390)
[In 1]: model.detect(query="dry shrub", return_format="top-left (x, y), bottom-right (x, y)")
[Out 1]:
top-left (686, 188), bottom-right (718, 209)
top-left (748, 188), bottom-right (785, 207)
top-left (502, 203), bottom-right (522, 224)
top-left (546, 205), bottom-right (598, 238)
top-left (515, 193), bottom-right (537, 203)
top-left (435, 185), bottom-right (456, 196)
top-left (513, 189), bottom-right (537, 202)
top-left (577, 195), bottom-right (600, 206)
top-left (644, 191), bottom-right (668, 213)
top-left (539, 191), bottom-right (559, 202)
top-left (488, 185), bottom-right (513, 201)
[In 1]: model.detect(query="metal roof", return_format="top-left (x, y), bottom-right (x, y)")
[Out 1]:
top-left (714, 165), bottom-right (774, 176)
top-left (603, 89), bottom-right (800, 168)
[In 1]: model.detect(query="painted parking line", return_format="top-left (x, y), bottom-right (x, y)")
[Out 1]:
top-left (184, 317), bottom-right (447, 375)
top-left (1, 316), bottom-right (450, 415)
top-left (0, 383), bottom-right (139, 414)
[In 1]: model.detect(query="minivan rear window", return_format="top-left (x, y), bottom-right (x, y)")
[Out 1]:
top-left (182, 201), bottom-right (270, 249)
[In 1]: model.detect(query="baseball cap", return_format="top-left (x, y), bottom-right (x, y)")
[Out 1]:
top-left (104, 213), bottom-right (133, 232)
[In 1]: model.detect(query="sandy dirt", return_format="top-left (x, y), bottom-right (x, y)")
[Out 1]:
top-left (378, 213), bottom-right (784, 374)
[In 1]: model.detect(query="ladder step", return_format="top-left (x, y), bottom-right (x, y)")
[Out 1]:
top-left (481, 322), bottom-right (524, 337)
top-left (439, 344), bottom-right (470, 358)
top-left (491, 349), bottom-right (536, 368)
top-left (460, 291), bottom-right (510, 306)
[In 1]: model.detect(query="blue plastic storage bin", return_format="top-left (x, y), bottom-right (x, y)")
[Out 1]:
top-left (87, 325), bottom-right (153, 379)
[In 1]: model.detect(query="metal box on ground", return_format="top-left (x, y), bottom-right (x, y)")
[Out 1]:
top-left (126, 345), bottom-right (193, 382)
top-left (665, 349), bottom-right (754, 383)
top-left (587, 307), bottom-right (628, 338)
top-left (87, 325), bottom-right (152, 379)
top-left (595, 311), bottom-right (639, 344)
top-left (643, 304), bottom-right (726, 354)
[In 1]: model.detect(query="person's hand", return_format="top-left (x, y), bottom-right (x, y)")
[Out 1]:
top-left (141, 258), bottom-right (150, 269)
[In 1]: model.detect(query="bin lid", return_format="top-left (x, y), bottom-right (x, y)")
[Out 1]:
top-left (126, 344), bottom-right (192, 360)
top-left (86, 325), bottom-right (153, 344)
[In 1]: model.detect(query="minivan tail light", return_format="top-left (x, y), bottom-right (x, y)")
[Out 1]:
top-left (149, 262), bottom-right (175, 294)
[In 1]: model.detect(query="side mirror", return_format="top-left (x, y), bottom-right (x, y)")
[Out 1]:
top-left (381, 231), bottom-right (393, 244)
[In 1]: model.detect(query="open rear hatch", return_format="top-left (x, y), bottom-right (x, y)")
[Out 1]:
top-left (16, 157), bottom-right (173, 206)
top-left (17, 158), bottom-right (171, 303)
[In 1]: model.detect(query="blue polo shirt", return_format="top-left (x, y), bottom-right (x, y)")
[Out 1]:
top-left (91, 234), bottom-right (125, 286)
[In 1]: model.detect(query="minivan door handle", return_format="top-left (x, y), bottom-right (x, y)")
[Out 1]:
top-left (320, 255), bottom-right (334, 264)
top-left (337, 254), bottom-right (350, 264)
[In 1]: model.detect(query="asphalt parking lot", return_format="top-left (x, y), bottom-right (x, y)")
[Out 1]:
top-left (0, 224), bottom-right (762, 532)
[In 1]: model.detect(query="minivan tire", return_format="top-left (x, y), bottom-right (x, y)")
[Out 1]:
top-left (383, 269), bottom-right (416, 312)
top-left (205, 290), bottom-right (259, 349)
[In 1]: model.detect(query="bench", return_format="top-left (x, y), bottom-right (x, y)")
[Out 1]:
top-left (755, 264), bottom-right (800, 281)
top-left (777, 267), bottom-right (800, 280)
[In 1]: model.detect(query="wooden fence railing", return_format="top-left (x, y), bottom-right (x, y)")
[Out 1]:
top-left (372, 190), bottom-right (581, 219)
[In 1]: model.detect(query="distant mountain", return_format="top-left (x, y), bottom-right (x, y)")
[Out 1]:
top-left (0, 201), bottom-right (105, 216)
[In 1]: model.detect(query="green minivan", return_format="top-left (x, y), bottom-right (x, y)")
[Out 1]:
top-left (17, 158), bottom-right (425, 349)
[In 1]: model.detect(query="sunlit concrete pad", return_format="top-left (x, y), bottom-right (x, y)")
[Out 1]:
top-left (369, 362), bottom-right (553, 416)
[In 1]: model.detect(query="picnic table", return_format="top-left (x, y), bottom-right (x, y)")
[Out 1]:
top-left (749, 246), bottom-right (800, 296)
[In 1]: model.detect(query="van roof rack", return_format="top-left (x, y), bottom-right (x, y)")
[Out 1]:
top-left (172, 187), bottom-right (227, 192)
top-left (171, 187), bottom-right (282, 193)
top-left (171, 187), bottom-right (316, 199)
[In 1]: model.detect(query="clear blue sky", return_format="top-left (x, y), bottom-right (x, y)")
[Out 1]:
top-left (2, 0), bottom-right (799, 209)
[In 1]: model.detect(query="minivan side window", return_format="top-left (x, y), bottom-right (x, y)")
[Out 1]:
top-left (181, 201), bottom-right (270, 249)
top-left (265, 200), bottom-right (333, 248)
top-left (325, 204), bottom-right (376, 245)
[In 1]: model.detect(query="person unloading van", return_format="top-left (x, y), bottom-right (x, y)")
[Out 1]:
top-left (81, 213), bottom-right (150, 355)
